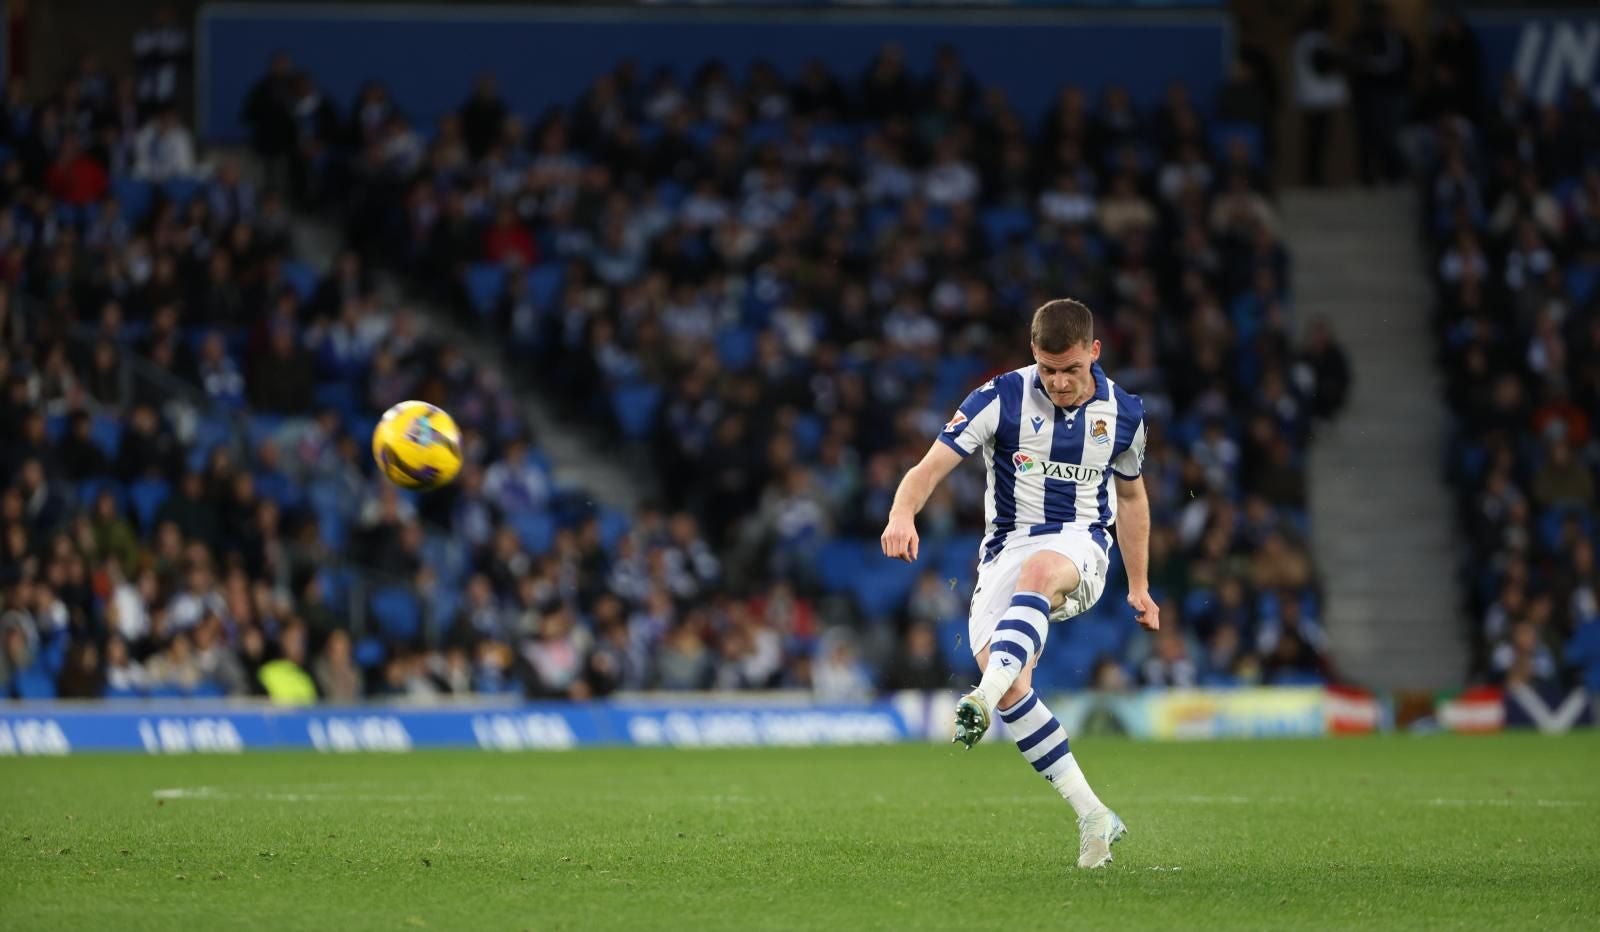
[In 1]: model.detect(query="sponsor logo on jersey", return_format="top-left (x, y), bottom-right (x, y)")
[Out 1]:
top-left (1013, 453), bottom-right (1102, 483)
top-left (1030, 415), bottom-right (1044, 433)
top-left (944, 411), bottom-right (968, 433)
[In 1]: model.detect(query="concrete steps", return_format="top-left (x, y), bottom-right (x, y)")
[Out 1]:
top-left (1286, 187), bottom-right (1469, 691)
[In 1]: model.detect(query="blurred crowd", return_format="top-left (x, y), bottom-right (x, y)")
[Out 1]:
top-left (260, 41), bottom-right (1342, 694)
top-left (0, 26), bottom-right (1349, 703)
top-left (1412, 19), bottom-right (1600, 692)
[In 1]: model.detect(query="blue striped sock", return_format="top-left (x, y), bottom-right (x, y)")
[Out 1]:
top-left (976, 591), bottom-right (1049, 710)
top-left (998, 689), bottom-right (1103, 817)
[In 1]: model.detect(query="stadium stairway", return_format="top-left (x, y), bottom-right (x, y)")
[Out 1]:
top-left (275, 167), bottom-right (645, 513)
top-left (1285, 188), bottom-right (1468, 691)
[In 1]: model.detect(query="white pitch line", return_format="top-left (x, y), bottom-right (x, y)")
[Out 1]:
top-left (151, 786), bottom-right (530, 804)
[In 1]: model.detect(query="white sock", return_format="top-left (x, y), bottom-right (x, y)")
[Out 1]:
top-left (997, 689), bottom-right (1105, 818)
top-left (974, 591), bottom-right (1049, 712)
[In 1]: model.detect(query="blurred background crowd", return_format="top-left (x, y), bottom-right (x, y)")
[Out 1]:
top-left (1416, 58), bottom-right (1600, 691)
top-left (0, 1), bottom-right (1594, 705)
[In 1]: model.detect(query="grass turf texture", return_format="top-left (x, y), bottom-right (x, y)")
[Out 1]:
top-left (3, 734), bottom-right (1598, 931)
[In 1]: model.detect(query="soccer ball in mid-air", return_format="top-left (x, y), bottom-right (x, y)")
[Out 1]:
top-left (371, 400), bottom-right (463, 491)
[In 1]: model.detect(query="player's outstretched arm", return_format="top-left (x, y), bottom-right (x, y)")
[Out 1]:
top-left (1115, 474), bottom-right (1160, 631)
top-left (880, 441), bottom-right (963, 563)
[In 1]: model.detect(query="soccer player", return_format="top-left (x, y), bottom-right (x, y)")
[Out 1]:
top-left (879, 298), bottom-right (1160, 869)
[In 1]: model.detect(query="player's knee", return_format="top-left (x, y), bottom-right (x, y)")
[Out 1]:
top-left (1016, 553), bottom-right (1080, 604)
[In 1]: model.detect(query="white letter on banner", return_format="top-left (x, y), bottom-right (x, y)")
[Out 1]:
top-left (0, 722), bottom-right (14, 755)
top-left (1540, 24), bottom-right (1600, 103)
top-left (627, 716), bottom-right (665, 746)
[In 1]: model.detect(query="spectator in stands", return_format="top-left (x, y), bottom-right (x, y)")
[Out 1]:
top-left (1346, 0), bottom-right (1412, 186)
top-left (132, 105), bottom-right (198, 180)
top-left (882, 622), bottom-right (951, 691)
top-left (46, 135), bottom-right (107, 205)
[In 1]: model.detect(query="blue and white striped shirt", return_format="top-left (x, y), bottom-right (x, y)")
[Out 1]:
top-left (938, 362), bottom-right (1146, 565)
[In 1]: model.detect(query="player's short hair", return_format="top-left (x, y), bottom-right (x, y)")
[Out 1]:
top-left (1031, 299), bottom-right (1095, 353)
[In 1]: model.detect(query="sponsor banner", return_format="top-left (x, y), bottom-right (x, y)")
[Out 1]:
top-left (198, 5), bottom-right (1228, 141)
top-left (1471, 11), bottom-right (1600, 104)
top-left (1324, 684), bottom-right (1386, 736)
top-left (0, 697), bottom-right (928, 756)
top-left (1437, 686), bottom-right (1506, 734)
top-left (1143, 688), bottom-right (1326, 740)
top-left (1503, 683), bottom-right (1593, 734)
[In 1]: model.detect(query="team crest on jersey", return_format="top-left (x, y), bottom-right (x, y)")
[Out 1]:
top-left (1012, 452), bottom-right (1036, 473)
top-left (1091, 419), bottom-right (1110, 445)
top-left (944, 411), bottom-right (968, 434)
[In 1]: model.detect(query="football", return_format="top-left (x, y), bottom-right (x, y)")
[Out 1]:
top-left (371, 400), bottom-right (464, 491)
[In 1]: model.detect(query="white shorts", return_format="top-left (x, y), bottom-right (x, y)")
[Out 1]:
top-left (967, 531), bottom-right (1110, 657)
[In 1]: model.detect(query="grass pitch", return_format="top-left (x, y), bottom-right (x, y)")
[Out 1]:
top-left (3, 734), bottom-right (1598, 931)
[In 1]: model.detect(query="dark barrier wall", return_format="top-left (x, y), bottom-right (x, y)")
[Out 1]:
top-left (1470, 10), bottom-right (1600, 103)
top-left (198, 4), bottom-right (1229, 141)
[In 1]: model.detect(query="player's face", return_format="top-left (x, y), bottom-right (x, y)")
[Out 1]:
top-left (1033, 339), bottom-right (1101, 408)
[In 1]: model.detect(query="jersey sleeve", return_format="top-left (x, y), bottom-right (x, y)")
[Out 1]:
top-left (1110, 389), bottom-right (1147, 479)
top-left (1110, 420), bottom-right (1146, 478)
top-left (937, 381), bottom-right (1000, 458)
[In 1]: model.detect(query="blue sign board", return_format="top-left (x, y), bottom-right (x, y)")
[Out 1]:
top-left (0, 697), bottom-right (937, 755)
top-left (1471, 10), bottom-right (1600, 103)
top-left (198, 4), bottom-right (1229, 141)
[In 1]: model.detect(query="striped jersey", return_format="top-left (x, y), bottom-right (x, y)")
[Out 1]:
top-left (937, 362), bottom-right (1146, 565)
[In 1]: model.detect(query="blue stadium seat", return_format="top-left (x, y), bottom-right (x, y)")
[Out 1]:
top-left (791, 413), bottom-right (824, 459)
top-left (1211, 121), bottom-right (1264, 166)
top-left (354, 637), bottom-right (387, 670)
top-left (747, 120), bottom-right (786, 147)
top-left (113, 178), bottom-right (154, 222)
top-left (512, 512), bottom-right (557, 556)
top-left (937, 618), bottom-right (971, 673)
top-left (161, 177), bottom-right (203, 207)
top-left (15, 669), bottom-right (57, 699)
top-left (465, 262), bottom-right (506, 314)
top-left (1567, 264), bottom-right (1600, 310)
top-left (430, 587), bottom-right (462, 638)
top-left (850, 558), bottom-right (920, 620)
top-left (312, 380), bottom-right (358, 416)
top-left (597, 508), bottom-right (632, 554)
top-left (247, 414), bottom-right (285, 449)
top-left (105, 685), bottom-right (144, 701)
top-left (610, 382), bottom-right (661, 441)
top-left (654, 179), bottom-right (686, 209)
top-left (44, 412), bottom-right (67, 444)
top-left (127, 478), bottom-right (172, 532)
top-left (280, 260), bottom-right (319, 302)
top-left (77, 477), bottom-right (127, 512)
top-left (716, 328), bottom-right (758, 370)
top-left (527, 263), bottom-right (565, 310)
top-left (814, 539), bottom-right (867, 593)
top-left (369, 586), bottom-right (422, 643)
top-left (422, 533), bottom-right (467, 589)
top-left (317, 567), bottom-right (354, 610)
top-left (90, 414), bottom-right (123, 459)
top-left (981, 205), bottom-right (1034, 250)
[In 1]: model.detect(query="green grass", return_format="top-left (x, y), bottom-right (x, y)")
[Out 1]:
top-left (3, 734), bottom-right (1598, 931)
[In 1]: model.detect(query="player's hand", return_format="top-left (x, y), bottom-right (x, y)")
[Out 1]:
top-left (1127, 590), bottom-right (1160, 631)
top-left (880, 511), bottom-right (919, 563)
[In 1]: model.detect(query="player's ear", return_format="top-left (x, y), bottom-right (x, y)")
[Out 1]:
top-left (1089, 339), bottom-right (1101, 361)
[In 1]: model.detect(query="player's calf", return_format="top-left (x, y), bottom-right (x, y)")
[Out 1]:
top-left (969, 591), bottom-right (1049, 714)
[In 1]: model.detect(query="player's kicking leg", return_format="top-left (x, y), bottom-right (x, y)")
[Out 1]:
top-left (954, 549), bottom-right (1127, 868)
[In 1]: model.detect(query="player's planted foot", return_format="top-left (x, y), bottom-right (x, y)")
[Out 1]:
top-left (952, 692), bottom-right (990, 749)
top-left (1076, 807), bottom-right (1126, 869)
